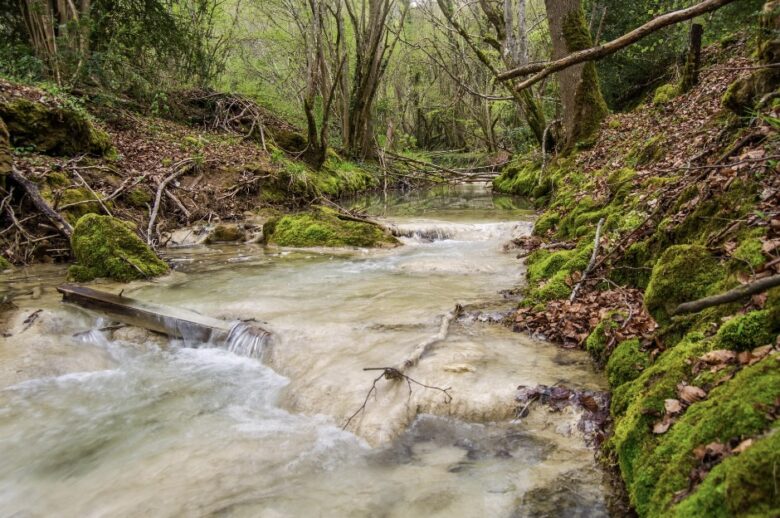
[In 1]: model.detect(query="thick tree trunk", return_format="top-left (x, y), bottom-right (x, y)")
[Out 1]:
top-left (544, 0), bottom-right (607, 150)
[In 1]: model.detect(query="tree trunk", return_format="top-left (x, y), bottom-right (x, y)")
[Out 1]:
top-left (544, 0), bottom-right (607, 150)
top-left (680, 23), bottom-right (704, 92)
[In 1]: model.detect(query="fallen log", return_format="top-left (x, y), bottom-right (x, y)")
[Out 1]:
top-left (672, 274), bottom-right (780, 316)
top-left (57, 284), bottom-right (271, 345)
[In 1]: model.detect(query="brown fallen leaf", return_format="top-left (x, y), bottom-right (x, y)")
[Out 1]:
top-left (678, 384), bottom-right (707, 404)
top-left (652, 415), bottom-right (674, 434)
top-left (700, 350), bottom-right (736, 364)
top-left (665, 398), bottom-right (683, 415)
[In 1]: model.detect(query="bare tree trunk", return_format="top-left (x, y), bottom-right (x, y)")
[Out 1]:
top-left (680, 23), bottom-right (704, 92)
top-left (544, 0), bottom-right (607, 150)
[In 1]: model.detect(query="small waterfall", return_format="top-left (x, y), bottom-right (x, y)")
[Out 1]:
top-left (223, 322), bottom-right (271, 359)
top-left (392, 226), bottom-right (455, 242)
top-left (392, 221), bottom-right (522, 243)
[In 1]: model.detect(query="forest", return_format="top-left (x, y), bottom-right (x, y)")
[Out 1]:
top-left (0, 0), bottom-right (778, 516)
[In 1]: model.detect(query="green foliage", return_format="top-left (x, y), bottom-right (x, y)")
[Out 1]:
top-left (69, 214), bottom-right (168, 282)
top-left (0, 255), bottom-right (11, 269)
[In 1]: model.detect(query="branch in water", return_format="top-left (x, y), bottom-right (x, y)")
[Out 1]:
top-left (342, 367), bottom-right (452, 431)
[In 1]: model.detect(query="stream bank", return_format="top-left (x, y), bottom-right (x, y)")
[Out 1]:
top-left (494, 37), bottom-right (780, 516)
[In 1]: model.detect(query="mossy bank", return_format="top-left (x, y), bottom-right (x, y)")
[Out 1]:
top-left (495, 33), bottom-right (780, 517)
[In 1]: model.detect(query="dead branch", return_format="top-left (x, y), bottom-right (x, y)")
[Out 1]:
top-left (570, 218), bottom-right (604, 302)
top-left (673, 274), bottom-right (780, 316)
top-left (397, 304), bottom-right (462, 372)
top-left (9, 166), bottom-right (73, 239)
top-left (342, 367), bottom-right (453, 431)
top-left (147, 159), bottom-right (196, 246)
top-left (498, 0), bottom-right (738, 91)
top-left (71, 170), bottom-right (113, 217)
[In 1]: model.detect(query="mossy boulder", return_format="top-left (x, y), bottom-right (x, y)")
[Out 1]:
top-left (264, 210), bottom-right (398, 248)
top-left (606, 338), bottom-right (650, 389)
top-left (644, 245), bottom-right (725, 325)
top-left (670, 428), bottom-right (780, 517)
top-left (715, 310), bottom-right (776, 351)
top-left (652, 83), bottom-right (680, 106)
top-left (206, 224), bottom-right (245, 243)
top-left (585, 312), bottom-right (625, 365)
top-left (636, 356), bottom-right (780, 516)
top-left (0, 99), bottom-right (112, 156)
top-left (57, 188), bottom-right (105, 223)
top-left (125, 188), bottom-right (152, 208)
top-left (69, 214), bottom-right (169, 282)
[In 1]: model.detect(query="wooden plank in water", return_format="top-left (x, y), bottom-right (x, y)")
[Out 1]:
top-left (57, 284), bottom-right (240, 343)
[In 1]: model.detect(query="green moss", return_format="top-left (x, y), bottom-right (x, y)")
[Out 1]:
top-left (68, 214), bottom-right (169, 282)
top-left (644, 245), bottom-right (725, 325)
top-left (671, 428), bottom-right (780, 517)
top-left (533, 211), bottom-right (560, 235)
top-left (607, 338), bottom-right (650, 389)
top-left (0, 99), bottom-right (113, 156)
top-left (562, 9), bottom-right (608, 148)
top-left (530, 269), bottom-right (572, 302)
top-left (732, 237), bottom-right (766, 270)
top-left (606, 168), bottom-right (636, 198)
top-left (58, 188), bottom-right (103, 223)
top-left (265, 210), bottom-right (398, 248)
top-left (527, 249), bottom-right (573, 282)
top-left (45, 171), bottom-right (70, 188)
top-left (265, 153), bottom-right (378, 201)
top-left (493, 162), bottom-right (540, 196)
top-left (0, 255), bottom-right (11, 270)
top-left (125, 188), bottom-right (152, 208)
top-left (637, 357), bottom-right (780, 516)
top-left (585, 313), bottom-right (623, 365)
top-left (627, 136), bottom-right (666, 167)
top-left (715, 310), bottom-right (776, 351)
top-left (652, 83), bottom-right (680, 105)
top-left (609, 332), bottom-right (715, 498)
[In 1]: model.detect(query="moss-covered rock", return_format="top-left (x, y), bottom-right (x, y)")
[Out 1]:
top-left (606, 338), bottom-right (650, 389)
top-left (585, 312), bottom-right (624, 365)
top-left (0, 255), bottom-right (11, 270)
top-left (125, 188), bottom-right (152, 208)
top-left (206, 224), bottom-right (245, 243)
top-left (644, 245), bottom-right (725, 325)
top-left (69, 214), bottom-right (169, 282)
top-left (57, 188), bottom-right (104, 223)
top-left (670, 428), bottom-right (780, 517)
top-left (715, 310), bottom-right (776, 351)
top-left (0, 99), bottom-right (112, 156)
top-left (264, 209), bottom-right (398, 248)
top-left (637, 356), bottom-right (780, 516)
top-left (732, 237), bottom-right (766, 270)
top-left (492, 161), bottom-right (540, 196)
top-left (652, 83), bottom-right (680, 106)
top-left (533, 210), bottom-right (560, 235)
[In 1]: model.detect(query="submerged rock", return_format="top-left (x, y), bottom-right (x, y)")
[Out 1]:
top-left (264, 208), bottom-right (398, 248)
top-left (68, 214), bottom-right (169, 282)
top-left (0, 98), bottom-right (112, 156)
top-left (206, 224), bottom-right (245, 243)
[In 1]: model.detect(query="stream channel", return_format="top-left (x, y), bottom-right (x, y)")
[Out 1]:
top-left (0, 184), bottom-right (613, 517)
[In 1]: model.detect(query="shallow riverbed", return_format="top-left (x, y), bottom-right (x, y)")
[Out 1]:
top-left (0, 184), bottom-right (611, 517)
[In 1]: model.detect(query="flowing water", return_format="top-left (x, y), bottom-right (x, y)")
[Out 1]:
top-left (0, 184), bottom-right (612, 517)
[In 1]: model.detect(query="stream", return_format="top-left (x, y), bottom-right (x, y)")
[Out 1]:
top-left (0, 184), bottom-right (612, 517)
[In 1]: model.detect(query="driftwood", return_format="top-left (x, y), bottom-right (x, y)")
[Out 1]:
top-left (672, 274), bottom-right (780, 316)
top-left (10, 166), bottom-right (73, 238)
top-left (58, 284), bottom-right (271, 343)
top-left (498, 0), bottom-right (737, 91)
top-left (147, 160), bottom-right (196, 246)
top-left (569, 218), bottom-right (604, 302)
top-left (396, 304), bottom-right (462, 372)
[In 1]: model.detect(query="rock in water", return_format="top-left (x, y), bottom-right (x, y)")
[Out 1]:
top-left (68, 214), bottom-right (169, 282)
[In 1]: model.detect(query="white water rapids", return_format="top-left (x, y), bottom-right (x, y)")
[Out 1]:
top-left (0, 185), bottom-right (612, 517)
